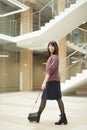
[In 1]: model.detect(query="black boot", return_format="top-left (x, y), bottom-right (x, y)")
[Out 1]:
top-left (36, 112), bottom-right (41, 123)
top-left (55, 113), bottom-right (68, 125)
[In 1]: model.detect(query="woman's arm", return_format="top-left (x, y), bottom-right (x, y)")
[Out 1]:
top-left (41, 55), bottom-right (58, 90)
top-left (47, 55), bottom-right (58, 75)
top-left (41, 73), bottom-right (50, 90)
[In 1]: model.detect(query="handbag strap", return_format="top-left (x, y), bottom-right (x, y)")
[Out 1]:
top-left (32, 91), bottom-right (41, 110)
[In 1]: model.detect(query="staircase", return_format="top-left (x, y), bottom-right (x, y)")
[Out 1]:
top-left (0, 0), bottom-right (87, 94)
top-left (61, 69), bottom-right (87, 94)
top-left (14, 0), bottom-right (87, 50)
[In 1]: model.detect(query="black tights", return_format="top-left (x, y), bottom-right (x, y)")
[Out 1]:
top-left (38, 99), bottom-right (46, 115)
top-left (56, 99), bottom-right (65, 114)
top-left (38, 99), bottom-right (65, 115)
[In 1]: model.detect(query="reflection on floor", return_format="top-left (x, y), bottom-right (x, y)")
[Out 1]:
top-left (0, 91), bottom-right (87, 130)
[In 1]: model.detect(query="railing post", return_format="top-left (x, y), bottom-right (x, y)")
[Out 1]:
top-left (51, 0), bottom-right (58, 18)
top-left (10, 20), bottom-right (12, 36)
top-left (38, 11), bottom-right (41, 30)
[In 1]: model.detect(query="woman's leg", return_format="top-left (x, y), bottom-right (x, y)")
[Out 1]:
top-left (57, 98), bottom-right (65, 114)
top-left (55, 98), bottom-right (67, 125)
top-left (37, 99), bottom-right (46, 122)
top-left (38, 99), bottom-right (46, 115)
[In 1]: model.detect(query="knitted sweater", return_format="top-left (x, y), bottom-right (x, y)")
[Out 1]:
top-left (46, 54), bottom-right (60, 81)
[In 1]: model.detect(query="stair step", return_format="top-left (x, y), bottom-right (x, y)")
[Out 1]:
top-left (45, 23), bottom-right (49, 27)
top-left (40, 26), bottom-right (45, 30)
top-left (49, 19), bottom-right (55, 23)
top-left (70, 3), bottom-right (76, 9)
top-left (64, 7), bottom-right (70, 12)
top-left (76, 88), bottom-right (87, 95)
top-left (76, 73), bottom-right (82, 76)
top-left (70, 76), bottom-right (76, 80)
top-left (65, 80), bottom-right (72, 84)
top-left (82, 69), bottom-right (87, 73)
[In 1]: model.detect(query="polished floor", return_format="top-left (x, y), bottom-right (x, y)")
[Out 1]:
top-left (0, 91), bottom-right (87, 130)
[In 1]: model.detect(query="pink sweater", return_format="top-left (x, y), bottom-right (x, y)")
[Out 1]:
top-left (46, 55), bottom-right (60, 81)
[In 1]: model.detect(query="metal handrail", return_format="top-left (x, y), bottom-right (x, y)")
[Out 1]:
top-left (63, 55), bottom-right (86, 71)
top-left (77, 27), bottom-right (87, 33)
top-left (59, 54), bottom-right (87, 82)
top-left (60, 43), bottom-right (87, 64)
top-left (40, 1), bottom-right (52, 12)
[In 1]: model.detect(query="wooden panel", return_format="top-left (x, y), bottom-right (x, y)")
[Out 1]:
top-left (0, 50), bottom-right (20, 92)
top-left (20, 49), bottom-right (33, 91)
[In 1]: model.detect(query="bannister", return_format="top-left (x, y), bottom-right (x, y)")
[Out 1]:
top-left (61, 55), bottom-right (86, 73)
top-left (77, 27), bottom-right (87, 33)
top-left (60, 44), bottom-right (87, 82)
top-left (60, 43), bottom-right (87, 64)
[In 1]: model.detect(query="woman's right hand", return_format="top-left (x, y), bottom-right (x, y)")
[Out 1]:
top-left (41, 82), bottom-right (46, 90)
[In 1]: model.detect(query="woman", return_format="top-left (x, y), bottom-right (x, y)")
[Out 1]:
top-left (37, 41), bottom-right (68, 125)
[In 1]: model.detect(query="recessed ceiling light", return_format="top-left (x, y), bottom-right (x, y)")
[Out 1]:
top-left (0, 0), bottom-right (29, 17)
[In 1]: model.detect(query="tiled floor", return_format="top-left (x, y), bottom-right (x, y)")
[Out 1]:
top-left (0, 91), bottom-right (87, 130)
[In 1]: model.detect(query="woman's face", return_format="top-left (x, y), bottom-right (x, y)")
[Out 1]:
top-left (48, 44), bottom-right (55, 54)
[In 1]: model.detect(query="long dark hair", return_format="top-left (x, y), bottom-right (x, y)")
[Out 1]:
top-left (47, 41), bottom-right (59, 56)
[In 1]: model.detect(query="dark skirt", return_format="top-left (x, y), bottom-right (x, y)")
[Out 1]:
top-left (41, 81), bottom-right (61, 100)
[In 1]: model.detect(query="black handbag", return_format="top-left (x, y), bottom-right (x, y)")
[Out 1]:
top-left (28, 112), bottom-right (38, 122)
top-left (27, 91), bottom-right (41, 122)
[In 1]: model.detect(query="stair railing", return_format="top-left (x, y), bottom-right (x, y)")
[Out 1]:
top-left (60, 44), bottom-right (87, 82)
top-left (77, 27), bottom-right (87, 33)
top-left (60, 43), bottom-right (87, 64)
